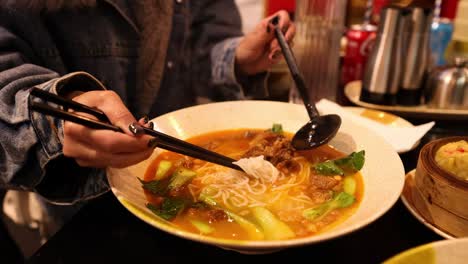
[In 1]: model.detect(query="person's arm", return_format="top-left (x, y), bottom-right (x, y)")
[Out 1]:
top-left (0, 9), bottom-right (151, 204)
top-left (189, 0), bottom-right (244, 100)
top-left (190, 1), bottom-right (294, 100)
top-left (0, 19), bottom-right (109, 204)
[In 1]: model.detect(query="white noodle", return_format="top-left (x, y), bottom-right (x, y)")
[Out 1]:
top-left (228, 195), bottom-right (248, 208)
top-left (188, 153), bottom-right (317, 214)
top-left (233, 155), bottom-right (281, 184)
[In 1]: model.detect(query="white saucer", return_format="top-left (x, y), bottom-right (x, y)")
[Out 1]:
top-left (344, 106), bottom-right (419, 153)
top-left (345, 106), bottom-right (414, 127)
top-left (401, 170), bottom-right (456, 240)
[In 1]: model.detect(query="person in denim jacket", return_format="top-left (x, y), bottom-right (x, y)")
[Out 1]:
top-left (0, 1), bottom-right (295, 204)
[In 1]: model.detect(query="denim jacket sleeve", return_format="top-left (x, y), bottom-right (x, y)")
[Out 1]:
top-left (211, 37), bottom-right (269, 100)
top-left (190, 0), bottom-right (268, 102)
top-left (0, 14), bottom-right (109, 204)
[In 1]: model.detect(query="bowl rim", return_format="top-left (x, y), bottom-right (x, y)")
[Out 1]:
top-left (383, 237), bottom-right (468, 263)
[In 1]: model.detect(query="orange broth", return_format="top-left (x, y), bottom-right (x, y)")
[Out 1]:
top-left (143, 128), bottom-right (364, 240)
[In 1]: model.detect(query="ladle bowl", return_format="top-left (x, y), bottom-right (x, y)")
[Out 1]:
top-left (292, 114), bottom-right (342, 150)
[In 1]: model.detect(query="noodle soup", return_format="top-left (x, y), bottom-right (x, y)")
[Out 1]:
top-left (141, 126), bottom-right (364, 241)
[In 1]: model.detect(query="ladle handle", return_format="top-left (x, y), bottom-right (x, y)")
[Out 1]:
top-left (273, 25), bottom-right (319, 118)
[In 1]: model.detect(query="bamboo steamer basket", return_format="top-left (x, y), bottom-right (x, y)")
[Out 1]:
top-left (413, 136), bottom-right (468, 237)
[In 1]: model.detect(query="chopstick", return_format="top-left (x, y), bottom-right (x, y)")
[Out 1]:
top-left (30, 88), bottom-right (109, 122)
top-left (128, 123), bottom-right (242, 171)
top-left (30, 88), bottom-right (243, 171)
top-left (31, 102), bottom-right (121, 131)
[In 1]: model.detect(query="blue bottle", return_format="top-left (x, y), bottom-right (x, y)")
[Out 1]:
top-left (430, 18), bottom-right (454, 66)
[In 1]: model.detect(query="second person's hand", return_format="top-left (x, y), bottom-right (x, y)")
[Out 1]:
top-left (235, 10), bottom-right (296, 76)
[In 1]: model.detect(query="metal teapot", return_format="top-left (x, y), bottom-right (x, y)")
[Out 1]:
top-left (424, 57), bottom-right (468, 110)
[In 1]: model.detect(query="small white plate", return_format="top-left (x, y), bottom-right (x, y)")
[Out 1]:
top-left (401, 170), bottom-right (455, 240)
top-left (345, 106), bottom-right (419, 153)
top-left (345, 106), bottom-right (414, 128)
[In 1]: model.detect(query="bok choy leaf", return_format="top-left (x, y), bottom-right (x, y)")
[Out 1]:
top-left (315, 150), bottom-right (365, 176)
top-left (155, 160), bottom-right (173, 180)
top-left (146, 197), bottom-right (185, 220)
top-left (189, 219), bottom-right (214, 234)
top-left (343, 176), bottom-right (357, 195)
top-left (168, 168), bottom-right (196, 190)
top-left (251, 207), bottom-right (295, 240)
top-left (303, 192), bottom-right (355, 222)
top-left (271, 123), bottom-right (283, 134)
top-left (334, 150), bottom-right (365, 172)
top-left (199, 189), bottom-right (264, 240)
top-left (138, 178), bottom-right (167, 196)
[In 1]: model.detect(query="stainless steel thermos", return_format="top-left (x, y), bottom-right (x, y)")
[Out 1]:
top-left (360, 7), bottom-right (433, 106)
top-left (398, 7), bottom-right (433, 105)
top-left (360, 6), bottom-right (407, 105)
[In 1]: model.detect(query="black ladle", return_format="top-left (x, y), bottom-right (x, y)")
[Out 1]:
top-left (271, 17), bottom-right (341, 150)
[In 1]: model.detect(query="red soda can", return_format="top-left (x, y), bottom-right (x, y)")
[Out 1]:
top-left (341, 24), bottom-right (377, 86)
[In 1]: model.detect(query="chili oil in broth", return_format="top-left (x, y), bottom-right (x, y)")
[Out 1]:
top-left (143, 129), bottom-right (364, 241)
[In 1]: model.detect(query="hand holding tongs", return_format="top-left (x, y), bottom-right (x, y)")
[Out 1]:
top-left (30, 88), bottom-right (242, 171)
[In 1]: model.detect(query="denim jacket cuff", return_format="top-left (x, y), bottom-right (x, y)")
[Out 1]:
top-left (211, 36), bottom-right (242, 87)
top-left (31, 71), bottom-right (109, 204)
top-left (211, 37), bottom-right (269, 99)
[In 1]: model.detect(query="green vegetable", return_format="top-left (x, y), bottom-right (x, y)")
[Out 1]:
top-left (302, 203), bottom-right (330, 220)
top-left (271, 123), bottom-right (283, 134)
top-left (155, 160), bottom-right (172, 180)
top-left (199, 190), bottom-right (264, 240)
top-left (191, 202), bottom-right (210, 209)
top-left (146, 197), bottom-right (185, 220)
top-left (343, 176), bottom-right (356, 195)
top-left (334, 150), bottom-right (365, 172)
top-left (251, 207), bottom-right (295, 240)
top-left (189, 219), bottom-right (214, 234)
top-left (315, 150), bottom-right (365, 176)
top-left (138, 178), bottom-right (167, 196)
top-left (315, 160), bottom-right (344, 176)
top-left (225, 211), bottom-right (264, 240)
top-left (199, 191), bottom-right (218, 207)
top-left (334, 192), bottom-right (355, 208)
top-left (303, 192), bottom-right (355, 222)
top-left (168, 168), bottom-right (196, 190)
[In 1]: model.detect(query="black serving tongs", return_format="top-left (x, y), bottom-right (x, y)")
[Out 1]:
top-left (30, 88), bottom-right (243, 171)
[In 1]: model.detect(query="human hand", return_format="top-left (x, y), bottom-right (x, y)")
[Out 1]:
top-left (62, 90), bottom-right (154, 168)
top-left (235, 10), bottom-right (295, 76)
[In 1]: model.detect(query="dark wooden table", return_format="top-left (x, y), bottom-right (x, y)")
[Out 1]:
top-left (27, 118), bottom-right (467, 264)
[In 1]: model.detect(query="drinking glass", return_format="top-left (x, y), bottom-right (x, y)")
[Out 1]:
top-left (289, 0), bottom-right (348, 104)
